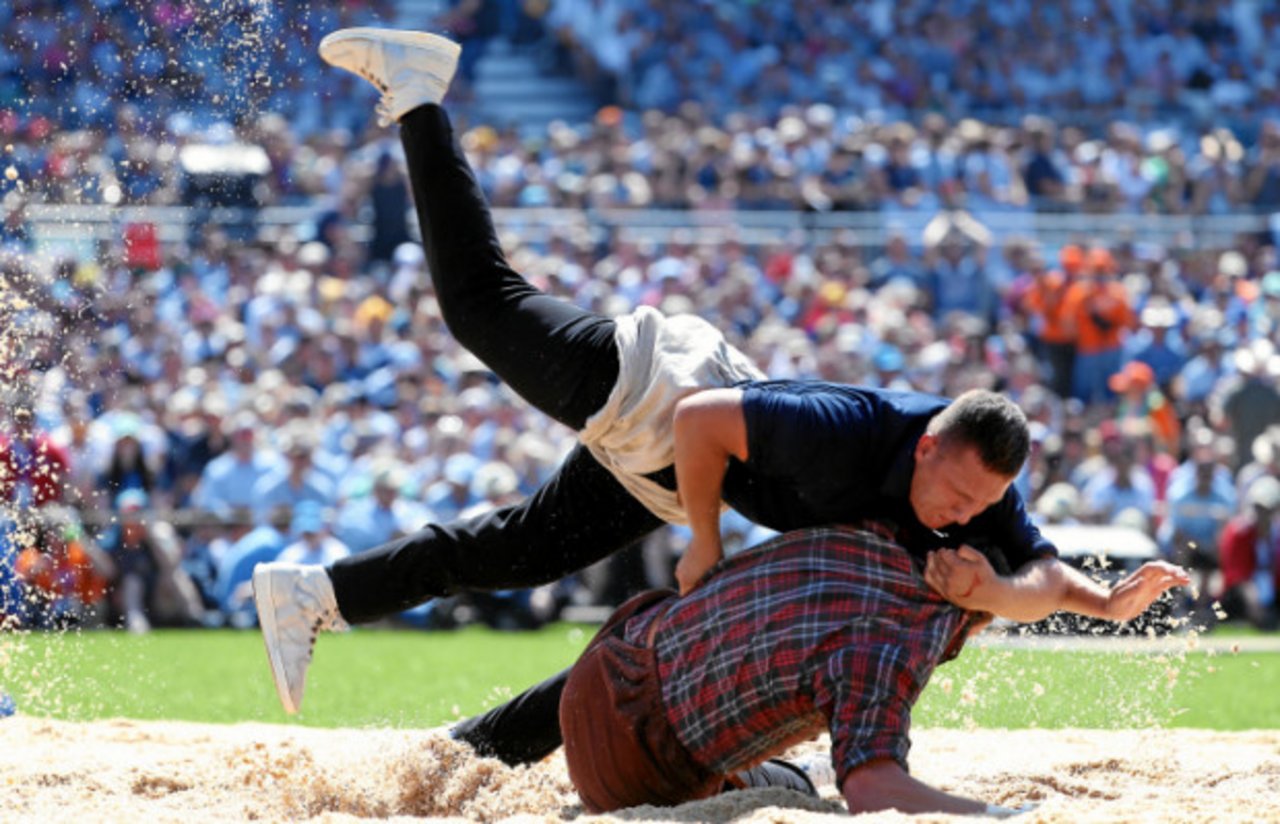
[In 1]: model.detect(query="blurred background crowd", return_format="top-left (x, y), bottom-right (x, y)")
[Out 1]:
top-left (3, 0), bottom-right (1280, 215)
top-left (1, 0), bottom-right (1279, 634)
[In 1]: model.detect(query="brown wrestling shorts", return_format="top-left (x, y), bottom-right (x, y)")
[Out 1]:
top-left (559, 589), bottom-right (723, 813)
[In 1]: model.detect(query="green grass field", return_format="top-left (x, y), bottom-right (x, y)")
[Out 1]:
top-left (2, 626), bottom-right (1278, 730)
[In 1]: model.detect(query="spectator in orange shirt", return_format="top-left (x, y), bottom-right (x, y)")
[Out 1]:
top-left (12, 508), bottom-right (113, 628)
top-left (1109, 360), bottom-right (1181, 453)
top-left (1021, 244), bottom-right (1082, 398)
top-left (1063, 247), bottom-right (1135, 402)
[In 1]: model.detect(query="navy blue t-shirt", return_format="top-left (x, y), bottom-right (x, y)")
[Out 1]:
top-left (721, 380), bottom-right (1056, 572)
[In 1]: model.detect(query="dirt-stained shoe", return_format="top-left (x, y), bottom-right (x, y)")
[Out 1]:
top-left (253, 562), bottom-right (349, 714)
top-left (318, 27), bottom-right (461, 126)
top-left (729, 758), bottom-right (819, 797)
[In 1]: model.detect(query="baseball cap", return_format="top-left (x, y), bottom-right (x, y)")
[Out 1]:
top-left (872, 343), bottom-right (906, 372)
top-left (290, 500), bottom-right (326, 536)
top-left (1108, 361), bottom-right (1155, 393)
top-left (116, 489), bottom-right (149, 512)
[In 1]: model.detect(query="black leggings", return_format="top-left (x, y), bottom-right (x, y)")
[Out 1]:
top-left (327, 105), bottom-right (665, 762)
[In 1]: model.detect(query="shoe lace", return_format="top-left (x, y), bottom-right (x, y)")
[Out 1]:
top-left (375, 67), bottom-right (451, 128)
top-left (375, 94), bottom-right (396, 129)
top-left (345, 57), bottom-right (395, 128)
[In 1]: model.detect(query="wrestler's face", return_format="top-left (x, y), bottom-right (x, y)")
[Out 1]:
top-left (909, 434), bottom-right (1013, 530)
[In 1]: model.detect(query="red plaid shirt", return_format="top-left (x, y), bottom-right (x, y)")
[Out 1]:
top-left (624, 524), bottom-right (972, 786)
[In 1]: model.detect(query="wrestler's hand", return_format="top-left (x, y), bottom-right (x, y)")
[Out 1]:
top-left (924, 545), bottom-right (997, 611)
top-left (676, 534), bottom-right (723, 595)
top-left (1103, 560), bottom-right (1190, 623)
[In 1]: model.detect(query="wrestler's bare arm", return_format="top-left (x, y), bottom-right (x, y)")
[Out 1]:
top-left (671, 388), bottom-right (747, 594)
top-left (925, 550), bottom-right (1189, 624)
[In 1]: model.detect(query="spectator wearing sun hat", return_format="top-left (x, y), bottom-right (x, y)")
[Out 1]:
top-left (333, 462), bottom-right (429, 553)
top-left (1032, 482), bottom-right (1081, 527)
top-left (1174, 322), bottom-right (1236, 407)
top-left (1238, 426), bottom-right (1280, 507)
top-left (1212, 339), bottom-right (1280, 469)
top-left (1124, 297), bottom-right (1188, 389)
top-left (423, 452), bottom-right (482, 524)
top-left (1079, 427), bottom-right (1157, 525)
top-left (251, 423), bottom-right (336, 524)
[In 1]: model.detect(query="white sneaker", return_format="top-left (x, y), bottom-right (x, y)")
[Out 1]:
top-left (318, 27), bottom-right (461, 127)
top-left (253, 562), bottom-right (349, 714)
top-left (793, 753), bottom-right (837, 788)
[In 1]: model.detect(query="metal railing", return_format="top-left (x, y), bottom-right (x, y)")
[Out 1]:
top-left (25, 203), bottom-right (1276, 257)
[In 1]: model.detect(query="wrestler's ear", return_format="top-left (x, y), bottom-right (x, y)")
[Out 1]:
top-left (915, 432), bottom-right (938, 463)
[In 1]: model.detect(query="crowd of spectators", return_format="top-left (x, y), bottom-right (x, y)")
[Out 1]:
top-left (0, 0), bottom-right (396, 134)
top-left (547, 0), bottom-right (1280, 127)
top-left (2, 1), bottom-right (1280, 219)
top-left (10, 0), bottom-right (1280, 139)
top-left (457, 105), bottom-right (1280, 217)
top-left (1, 170), bottom-right (1279, 632)
top-left (0, 0), bottom-right (1279, 633)
top-left (9, 80), bottom-right (1280, 218)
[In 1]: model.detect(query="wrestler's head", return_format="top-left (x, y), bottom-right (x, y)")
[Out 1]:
top-left (909, 390), bottom-right (1029, 530)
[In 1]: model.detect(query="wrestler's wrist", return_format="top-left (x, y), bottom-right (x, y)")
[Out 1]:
top-left (974, 575), bottom-right (1020, 613)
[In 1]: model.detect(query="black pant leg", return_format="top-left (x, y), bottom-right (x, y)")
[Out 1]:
top-left (328, 445), bottom-right (663, 623)
top-left (451, 667), bottom-right (570, 766)
top-left (452, 590), bottom-right (673, 767)
top-left (399, 104), bottom-right (617, 430)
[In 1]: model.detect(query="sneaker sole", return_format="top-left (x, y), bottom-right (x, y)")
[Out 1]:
top-left (318, 28), bottom-right (462, 65)
top-left (252, 566), bottom-right (299, 715)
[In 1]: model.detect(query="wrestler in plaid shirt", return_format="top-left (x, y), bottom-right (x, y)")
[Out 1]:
top-left (625, 522), bottom-right (976, 787)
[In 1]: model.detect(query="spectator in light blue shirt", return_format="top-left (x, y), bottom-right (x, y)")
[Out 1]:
top-left (1176, 327), bottom-right (1235, 405)
top-left (1159, 445), bottom-right (1235, 575)
top-left (924, 218), bottom-right (995, 322)
top-left (1165, 430), bottom-right (1236, 504)
top-left (424, 453), bottom-right (482, 524)
top-left (215, 505), bottom-right (290, 627)
top-left (334, 463), bottom-right (430, 553)
top-left (1124, 299), bottom-right (1189, 388)
top-left (252, 424), bottom-right (335, 524)
top-left (192, 411), bottom-right (283, 519)
top-left (277, 501), bottom-right (351, 567)
top-left (1081, 439), bottom-right (1157, 524)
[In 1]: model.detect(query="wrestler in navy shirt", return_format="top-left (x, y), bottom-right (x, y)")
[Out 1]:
top-left (722, 381), bottom-right (1055, 571)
